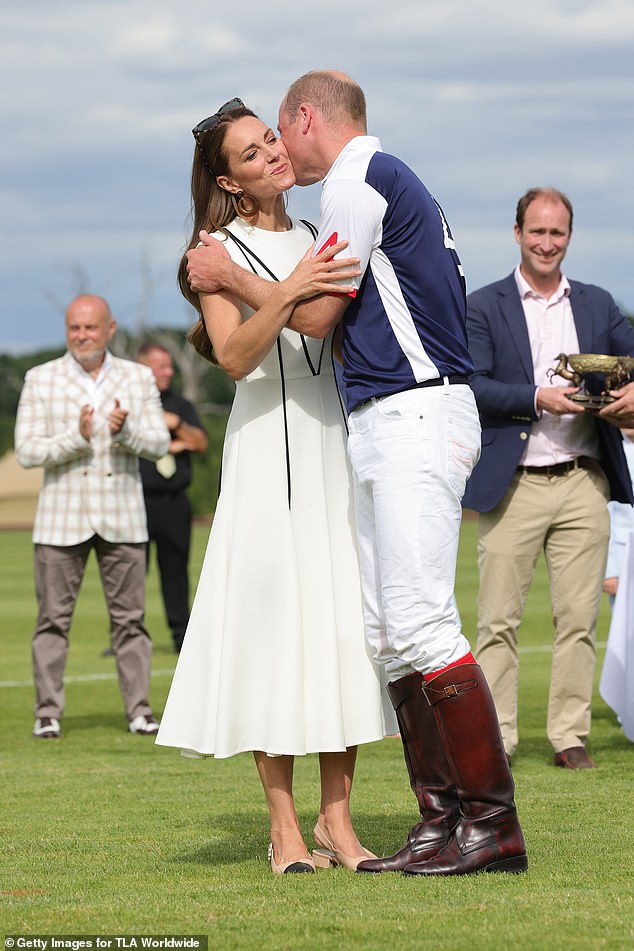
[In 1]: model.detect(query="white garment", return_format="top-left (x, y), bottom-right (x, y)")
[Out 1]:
top-left (600, 530), bottom-right (634, 741)
top-left (600, 433), bottom-right (634, 740)
top-left (156, 218), bottom-right (395, 758)
top-left (347, 383), bottom-right (481, 680)
top-left (69, 349), bottom-right (112, 408)
top-left (605, 434), bottom-right (634, 579)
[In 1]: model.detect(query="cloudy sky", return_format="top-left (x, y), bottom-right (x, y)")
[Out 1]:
top-left (1, 0), bottom-right (633, 352)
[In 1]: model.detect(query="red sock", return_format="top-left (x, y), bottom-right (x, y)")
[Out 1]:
top-left (423, 651), bottom-right (476, 683)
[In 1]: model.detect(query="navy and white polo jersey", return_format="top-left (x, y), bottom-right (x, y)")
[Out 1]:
top-left (315, 135), bottom-right (473, 412)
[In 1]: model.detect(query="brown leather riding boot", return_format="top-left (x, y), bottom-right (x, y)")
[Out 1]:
top-left (357, 671), bottom-right (460, 873)
top-left (403, 664), bottom-right (528, 876)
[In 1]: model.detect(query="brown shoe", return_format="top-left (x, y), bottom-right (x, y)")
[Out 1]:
top-left (554, 747), bottom-right (596, 769)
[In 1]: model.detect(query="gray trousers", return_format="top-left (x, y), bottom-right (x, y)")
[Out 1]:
top-left (33, 536), bottom-right (153, 721)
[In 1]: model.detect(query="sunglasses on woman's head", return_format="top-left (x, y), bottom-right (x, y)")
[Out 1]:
top-left (192, 98), bottom-right (245, 138)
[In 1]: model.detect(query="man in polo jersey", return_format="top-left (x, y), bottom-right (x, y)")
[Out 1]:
top-left (186, 70), bottom-right (527, 877)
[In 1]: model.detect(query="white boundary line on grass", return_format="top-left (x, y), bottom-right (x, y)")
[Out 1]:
top-left (0, 668), bottom-right (177, 688)
top-left (0, 644), bottom-right (608, 689)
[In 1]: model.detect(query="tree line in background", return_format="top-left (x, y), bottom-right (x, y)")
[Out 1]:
top-left (5, 306), bottom-right (634, 517)
top-left (0, 327), bottom-right (234, 517)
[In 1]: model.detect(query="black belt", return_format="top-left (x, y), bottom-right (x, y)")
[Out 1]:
top-left (354, 375), bottom-right (470, 411)
top-left (517, 457), bottom-right (598, 478)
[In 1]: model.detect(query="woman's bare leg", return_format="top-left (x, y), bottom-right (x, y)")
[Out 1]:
top-left (316, 746), bottom-right (368, 854)
top-left (253, 752), bottom-right (311, 865)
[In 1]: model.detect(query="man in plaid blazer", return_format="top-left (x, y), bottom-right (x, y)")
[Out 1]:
top-left (15, 294), bottom-right (171, 739)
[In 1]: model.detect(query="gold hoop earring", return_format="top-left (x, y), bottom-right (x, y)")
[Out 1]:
top-left (232, 190), bottom-right (259, 219)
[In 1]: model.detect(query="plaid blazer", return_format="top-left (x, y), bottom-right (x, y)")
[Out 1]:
top-left (15, 352), bottom-right (171, 545)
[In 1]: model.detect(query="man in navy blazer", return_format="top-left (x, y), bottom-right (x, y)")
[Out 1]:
top-left (464, 187), bottom-right (634, 769)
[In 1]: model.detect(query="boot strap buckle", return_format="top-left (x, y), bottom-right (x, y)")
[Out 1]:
top-left (423, 678), bottom-right (478, 705)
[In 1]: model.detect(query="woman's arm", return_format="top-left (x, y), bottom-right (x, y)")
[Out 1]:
top-left (200, 286), bottom-right (292, 381)
top-left (188, 235), bottom-right (359, 343)
top-left (201, 248), bottom-right (358, 380)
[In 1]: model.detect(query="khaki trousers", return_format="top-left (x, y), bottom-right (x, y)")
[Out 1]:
top-left (33, 536), bottom-right (153, 722)
top-left (475, 466), bottom-right (610, 756)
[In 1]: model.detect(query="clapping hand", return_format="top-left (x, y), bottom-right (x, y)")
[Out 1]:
top-left (108, 398), bottom-right (128, 434)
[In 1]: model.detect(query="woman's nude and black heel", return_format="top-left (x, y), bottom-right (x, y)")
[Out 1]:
top-left (312, 822), bottom-right (376, 871)
top-left (268, 843), bottom-right (315, 874)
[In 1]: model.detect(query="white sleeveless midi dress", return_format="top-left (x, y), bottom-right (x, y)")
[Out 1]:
top-left (155, 217), bottom-right (395, 758)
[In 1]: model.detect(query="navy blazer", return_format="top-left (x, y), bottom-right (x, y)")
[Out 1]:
top-left (463, 273), bottom-right (634, 512)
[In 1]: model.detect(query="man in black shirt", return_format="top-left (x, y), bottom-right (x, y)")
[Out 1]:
top-left (137, 343), bottom-right (208, 652)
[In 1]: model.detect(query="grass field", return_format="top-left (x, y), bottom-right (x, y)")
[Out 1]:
top-left (1, 522), bottom-right (632, 950)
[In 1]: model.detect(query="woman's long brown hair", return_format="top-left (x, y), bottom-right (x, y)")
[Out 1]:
top-left (178, 106), bottom-right (257, 364)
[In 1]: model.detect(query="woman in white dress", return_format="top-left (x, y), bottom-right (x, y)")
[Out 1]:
top-left (156, 99), bottom-right (394, 873)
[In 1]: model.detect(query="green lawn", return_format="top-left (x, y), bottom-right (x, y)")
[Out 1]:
top-left (1, 522), bottom-right (632, 950)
